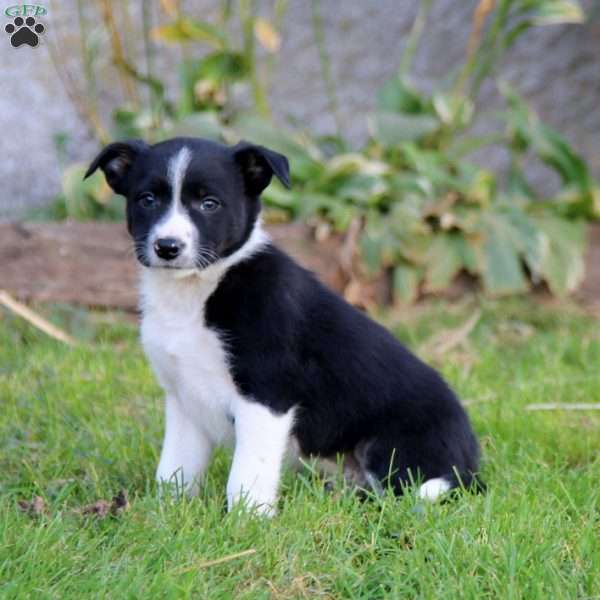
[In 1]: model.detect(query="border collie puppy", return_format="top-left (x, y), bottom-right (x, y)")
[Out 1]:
top-left (86, 137), bottom-right (481, 515)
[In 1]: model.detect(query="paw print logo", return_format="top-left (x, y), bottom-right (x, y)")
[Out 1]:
top-left (5, 16), bottom-right (45, 48)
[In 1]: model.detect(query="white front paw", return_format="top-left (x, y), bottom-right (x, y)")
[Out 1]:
top-left (156, 467), bottom-right (199, 498)
top-left (227, 489), bottom-right (277, 517)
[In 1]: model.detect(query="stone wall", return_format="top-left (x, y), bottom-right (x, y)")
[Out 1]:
top-left (1, 0), bottom-right (599, 217)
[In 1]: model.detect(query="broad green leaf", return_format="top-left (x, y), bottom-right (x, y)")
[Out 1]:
top-left (389, 173), bottom-right (433, 198)
top-left (325, 153), bottom-right (389, 177)
top-left (296, 193), bottom-right (336, 220)
top-left (393, 265), bottom-right (420, 304)
top-left (377, 77), bottom-right (427, 114)
top-left (167, 111), bottom-right (223, 141)
top-left (261, 184), bottom-right (297, 209)
top-left (533, 215), bottom-right (585, 295)
top-left (233, 115), bottom-right (324, 181)
top-left (424, 236), bottom-right (462, 293)
top-left (111, 107), bottom-right (153, 139)
top-left (61, 163), bottom-right (120, 220)
top-left (197, 51), bottom-right (249, 81)
top-left (360, 215), bottom-right (387, 274)
top-left (465, 169), bottom-right (496, 206)
top-left (535, 126), bottom-right (589, 185)
top-left (506, 163), bottom-right (536, 200)
top-left (501, 83), bottom-right (596, 217)
top-left (481, 213), bottom-right (529, 295)
top-left (400, 145), bottom-right (462, 192)
top-left (447, 133), bottom-right (506, 158)
top-left (397, 232), bottom-right (432, 265)
top-left (432, 92), bottom-right (457, 125)
top-left (503, 208), bottom-right (546, 280)
top-left (177, 60), bottom-right (202, 117)
top-left (331, 173), bottom-right (388, 206)
top-left (424, 234), bottom-right (479, 292)
top-left (369, 111), bottom-right (440, 146)
top-left (530, 1), bottom-right (584, 25)
top-left (330, 203), bottom-right (356, 232)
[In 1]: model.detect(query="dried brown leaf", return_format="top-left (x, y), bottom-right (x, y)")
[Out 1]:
top-left (18, 495), bottom-right (47, 517)
top-left (420, 310), bottom-right (482, 358)
top-left (79, 489), bottom-right (129, 518)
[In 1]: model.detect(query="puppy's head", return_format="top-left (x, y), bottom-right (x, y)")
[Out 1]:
top-left (85, 137), bottom-right (289, 270)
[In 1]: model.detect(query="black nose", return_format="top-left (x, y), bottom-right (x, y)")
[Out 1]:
top-left (154, 237), bottom-right (184, 260)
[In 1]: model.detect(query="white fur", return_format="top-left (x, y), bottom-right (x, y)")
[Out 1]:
top-left (148, 147), bottom-right (196, 268)
top-left (227, 402), bottom-right (295, 516)
top-left (141, 221), bottom-right (293, 513)
top-left (418, 477), bottom-right (451, 501)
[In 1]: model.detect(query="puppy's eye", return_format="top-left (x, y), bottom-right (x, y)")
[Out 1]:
top-left (192, 196), bottom-right (221, 213)
top-left (138, 193), bottom-right (159, 209)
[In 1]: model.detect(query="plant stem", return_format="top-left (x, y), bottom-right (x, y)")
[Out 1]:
top-left (453, 0), bottom-right (500, 98)
top-left (76, 0), bottom-right (97, 110)
top-left (264, 0), bottom-right (288, 98)
top-left (46, 0), bottom-right (109, 142)
top-left (97, 0), bottom-right (139, 108)
top-left (240, 0), bottom-right (271, 119)
top-left (75, 0), bottom-right (104, 138)
top-left (398, 0), bottom-right (434, 78)
top-left (311, 0), bottom-right (342, 137)
top-left (142, 0), bottom-right (162, 130)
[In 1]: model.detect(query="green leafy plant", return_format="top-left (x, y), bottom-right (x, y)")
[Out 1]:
top-left (240, 0), bottom-right (595, 300)
top-left (51, 0), bottom-right (596, 302)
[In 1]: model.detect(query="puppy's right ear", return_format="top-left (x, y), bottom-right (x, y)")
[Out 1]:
top-left (84, 140), bottom-right (149, 195)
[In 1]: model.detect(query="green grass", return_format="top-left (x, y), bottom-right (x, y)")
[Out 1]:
top-left (1, 299), bottom-right (599, 599)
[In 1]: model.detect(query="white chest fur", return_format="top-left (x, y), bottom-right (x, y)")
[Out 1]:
top-left (139, 225), bottom-right (297, 514)
top-left (140, 268), bottom-right (238, 446)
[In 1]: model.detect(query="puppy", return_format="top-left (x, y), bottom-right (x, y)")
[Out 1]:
top-left (86, 137), bottom-right (481, 514)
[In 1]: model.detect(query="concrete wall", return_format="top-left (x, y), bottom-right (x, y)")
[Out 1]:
top-left (2, 0), bottom-right (599, 217)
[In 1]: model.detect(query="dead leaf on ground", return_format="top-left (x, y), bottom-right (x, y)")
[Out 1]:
top-left (419, 309), bottom-right (482, 359)
top-left (494, 320), bottom-right (535, 343)
top-left (79, 489), bottom-right (129, 518)
top-left (18, 495), bottom-right (47, 517)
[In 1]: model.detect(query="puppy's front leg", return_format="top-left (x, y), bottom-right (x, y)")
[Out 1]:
top-left (156, 395), bottom-right (213, 496)
top-left (227, 400), bottom-right (295, 516)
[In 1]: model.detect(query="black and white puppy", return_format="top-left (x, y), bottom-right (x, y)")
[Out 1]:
top-left (86, 137), bottom-right (481, 515)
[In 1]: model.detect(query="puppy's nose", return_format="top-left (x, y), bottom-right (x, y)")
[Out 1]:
top-left (154, 237), bottom-right (184, 260)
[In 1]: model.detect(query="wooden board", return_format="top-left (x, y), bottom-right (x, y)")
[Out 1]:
top-left (0, 221), bottom-right (349, 311)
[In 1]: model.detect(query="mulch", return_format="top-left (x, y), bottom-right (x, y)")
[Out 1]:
top-left (0, 221), bottom-right (350, 311)
top-left (0, 220), bottom-right (599, 313)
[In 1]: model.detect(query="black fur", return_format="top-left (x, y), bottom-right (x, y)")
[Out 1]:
top-left (206, 244), bottom-right (480, 493)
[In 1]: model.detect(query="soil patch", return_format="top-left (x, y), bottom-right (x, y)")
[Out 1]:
top-left (1, 221), bottom-right (598, 312)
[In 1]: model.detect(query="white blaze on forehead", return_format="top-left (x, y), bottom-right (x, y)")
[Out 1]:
top-left (150, 147), bottom-right (196, 264)
top-left (167, 146), bottom-right (192, 207)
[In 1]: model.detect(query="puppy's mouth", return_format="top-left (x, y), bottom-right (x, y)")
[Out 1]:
top-left (133, 246), bottom-right (220, 271)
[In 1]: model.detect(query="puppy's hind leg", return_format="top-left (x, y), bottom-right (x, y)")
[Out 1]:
top-left (156, 395), bottom-right (214, 497)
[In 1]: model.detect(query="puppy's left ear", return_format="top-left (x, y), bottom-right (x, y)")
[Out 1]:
top-left (84, 139), bottom-right (149, 196)
top-left (233, 141), bottom-right (291, 195)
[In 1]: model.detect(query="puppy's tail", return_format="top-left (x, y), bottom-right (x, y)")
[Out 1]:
top-left (418, 470), bottom-right (486, 501)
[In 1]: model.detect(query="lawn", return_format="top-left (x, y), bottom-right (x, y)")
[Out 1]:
top-left (0, 299), bottom-right (598, 599)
